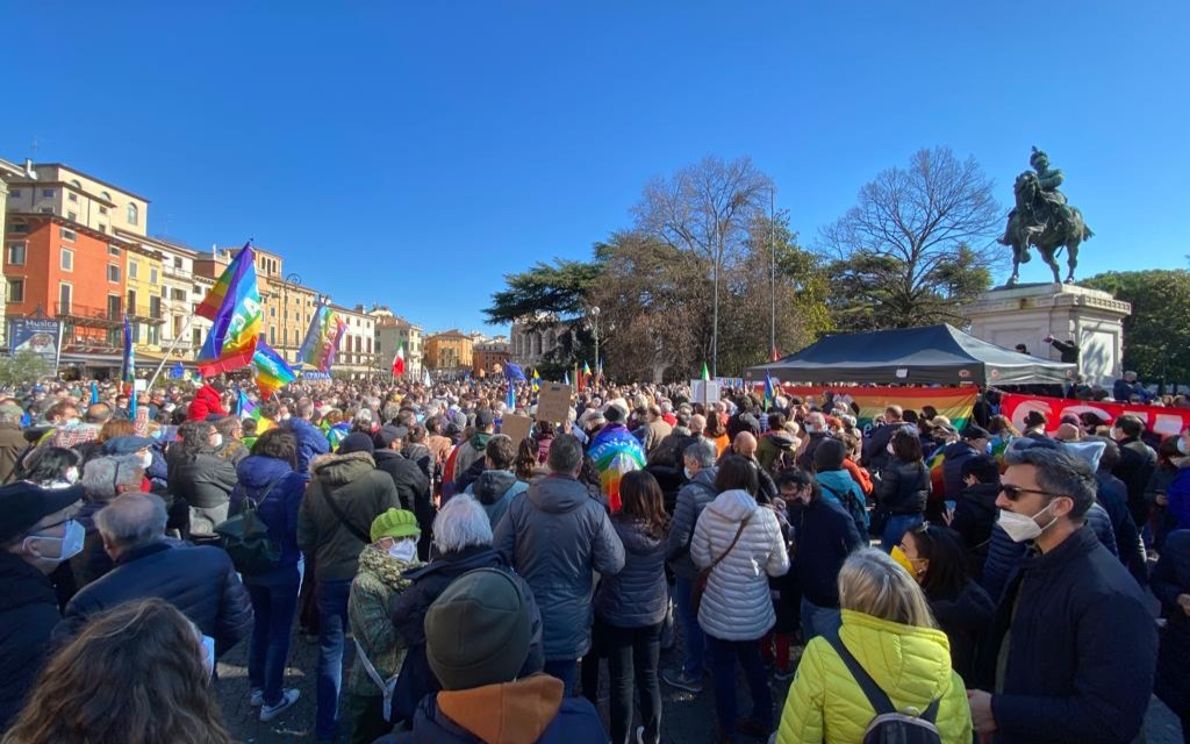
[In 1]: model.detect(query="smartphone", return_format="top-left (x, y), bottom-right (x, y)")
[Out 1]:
top-left (944, 500), bottom-right (956, 514)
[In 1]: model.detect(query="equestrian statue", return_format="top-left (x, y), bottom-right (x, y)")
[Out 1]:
top-left (999, 147), bottom-right (1093, 285)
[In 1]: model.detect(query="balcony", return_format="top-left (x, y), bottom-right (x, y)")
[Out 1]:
top-left (54, 302), bottom-right (166, 328)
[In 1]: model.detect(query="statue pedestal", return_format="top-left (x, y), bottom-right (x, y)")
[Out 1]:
top-left (964, 283), bottom-right (1132, 388)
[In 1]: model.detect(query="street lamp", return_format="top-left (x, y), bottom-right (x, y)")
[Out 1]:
top-left (284, 272), bottom-right (302, 357)
top-left (590, 306), bottom-right (600, 382)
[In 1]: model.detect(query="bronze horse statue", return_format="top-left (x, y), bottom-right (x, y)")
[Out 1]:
top-left (999, 170), bottom-right (1093, 285)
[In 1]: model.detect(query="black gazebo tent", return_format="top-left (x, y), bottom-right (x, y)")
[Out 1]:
top-left (745, 324), bottom-right (1073, 386)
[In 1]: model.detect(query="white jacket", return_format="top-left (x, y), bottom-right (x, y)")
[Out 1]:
top-left (691, 489), bottom-right (789, 641)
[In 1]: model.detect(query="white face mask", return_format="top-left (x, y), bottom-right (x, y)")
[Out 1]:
top-left (64, 467), bottom-right (80, 484)
top-left (1179, 437), bottom-right (1189, 456)
top-left (140, 451), bottom-right (154, 469)
top-left (209, 434), bottom-right (223, 449)
top-left (25, 519), bottom-right (86, 563)
top-left (683, 467), bottom-right (695, 480)
top-left (997, 501), bottom-right (1058, 543)
top-left (387, 539), bottom-right (417, 563)
top-left (886, 442), bottom-right (896, 455)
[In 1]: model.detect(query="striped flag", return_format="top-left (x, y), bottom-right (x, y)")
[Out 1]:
top-left (195, 243), bottom-right (262, 375)
top-left (252, 336), bottom-right (296, 400)
top-left (298, 304), bottom-right (347, 373)
top-left (121, 317), bottom-right (137, 418)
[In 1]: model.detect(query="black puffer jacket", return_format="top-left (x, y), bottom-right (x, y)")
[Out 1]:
top-left (57, 540), bottom-right (252, 655)
top-left (374, 448), bottom-right (430, 513)
top-left (928, 578), bottom-right (995, 683)
top-left (389, 545), bottom-right (543, 723)
top-left (595, 517), bottom-right (668, 628)
top-left (0, 554), bottom-right (60, 730)
top-left (875, 458), bottom-right (930, 515)
top-left (951, 482), bottom-right (1000, 578)
top-left (664, 468), bottom-right (718, 580)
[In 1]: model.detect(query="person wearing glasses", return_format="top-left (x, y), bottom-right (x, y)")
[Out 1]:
top-left (966, 444), bottom-right (1157, 744)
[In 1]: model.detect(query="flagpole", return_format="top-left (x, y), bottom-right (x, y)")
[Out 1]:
top-left (147, 314), bottom-right (196, 390)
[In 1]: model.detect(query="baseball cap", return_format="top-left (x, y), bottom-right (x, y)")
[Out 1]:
top-left (0, 482), bottom-right (84, 544)
top-left (475, 410), bottom-right (495, 428)
top-left (374, 425), bottom-right (409, 449)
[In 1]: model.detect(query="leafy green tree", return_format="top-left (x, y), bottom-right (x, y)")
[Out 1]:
top-left (1081, 269), bottom-right (1190, 386)
top-left (0, 351), bottom-right (52, 387)
top-left (820, 147), bottom-right (1000, 330)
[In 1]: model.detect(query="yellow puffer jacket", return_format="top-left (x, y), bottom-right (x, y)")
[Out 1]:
top-left (776, 609), bottom-right (972, 744)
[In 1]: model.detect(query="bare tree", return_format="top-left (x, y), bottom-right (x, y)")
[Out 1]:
top-left (821, 147), bottom-right (1002, 328)
top-left (633, 156), bottom-right (772, 376)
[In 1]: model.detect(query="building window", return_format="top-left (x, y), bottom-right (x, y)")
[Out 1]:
top-left (6, 242), bottom-right (26, 265)
top-left (107, 295), bottom-right (122, 320)
top-left (108, 265), bottom-right (120, 282)
top-left (8, 189), bottom-right (19, 198)
top-left (99, 205), bottom-right (108, 216)
top-left (61, 248), bottom-right (74, 271)
top-left (39, 207), bottom-right (52, 214)
top-left (270, 306), bottom-right (276, 318)
top-left (9, 221), bottom-right (28, 234)
top-left (148, 324), bottom-right (159, 345)
top-left (150, 267), bottom-right (158, 284)
top-left (8, 279), bottom-right (24, 303)
top-left (127, 204), bottom-right (139, 225)
top-left (98, 224), bottom-right (107, 233)
top-left (100, 191), bottom-right (111, 201)
top-left (108, 244), bottom-right (120, 256)
top-left (60, 227), bottom-right (76, 242)
top-left (127, 290), bottom-right (137, 313)
top-left (269, 326), bottom-right (276, 344)
top-left (41, 188), bottom-right (53, 198)
top-left (128, 261), bottom-right (138, 279)
top-left (174, 257), bottom-right (183, 269)
top-left (67, 192), bottom-right (78, 203)
top-left (58, 283), bottom-right (72, 314)
top-left (171, 288), bottom-right (186, 301)
top-left (67, 211), bottom-right (77, 221)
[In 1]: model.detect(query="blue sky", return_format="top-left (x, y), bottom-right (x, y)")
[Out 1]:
top-left (4, 2), bottom-right (1187, 334)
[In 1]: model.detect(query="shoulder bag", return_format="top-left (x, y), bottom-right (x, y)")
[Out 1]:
top-left (691, 516), bottom-right (750, 616)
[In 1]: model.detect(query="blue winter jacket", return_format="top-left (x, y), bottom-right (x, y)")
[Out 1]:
top-left (286, 417), bottom-right (329, 473)
top-left (976, 526), bottom-right (1156, 744)
top-left (231, 455), bottom-right (308, 584)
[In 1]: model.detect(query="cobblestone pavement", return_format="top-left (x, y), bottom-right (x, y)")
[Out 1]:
top-left (218, 626), bottom-right (1184, 743)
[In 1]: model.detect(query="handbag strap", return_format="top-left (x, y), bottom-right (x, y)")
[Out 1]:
top-left (246, 474), bottom-right (287, 511)
top-left (708, 516), bottom-right (750, 573)
top-left (825, 628), bottom-right (940, 722)
top-left (319, 485), bottom-right (371, 544)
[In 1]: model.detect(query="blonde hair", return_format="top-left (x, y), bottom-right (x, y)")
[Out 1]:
top-left (838, 548), bottom-right (937, 628)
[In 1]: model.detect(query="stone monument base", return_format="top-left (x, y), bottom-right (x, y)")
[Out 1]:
top-left (964, 283), bottom-right (1131, 388)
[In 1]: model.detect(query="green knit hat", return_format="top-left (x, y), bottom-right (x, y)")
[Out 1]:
top-left (425, 568), bottom-right (532, 691)
top-left (369, 508), bottom-right (420, 542)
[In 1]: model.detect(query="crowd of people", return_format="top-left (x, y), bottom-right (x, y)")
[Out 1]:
top-left (0, 373), bottom-right (1183, 743)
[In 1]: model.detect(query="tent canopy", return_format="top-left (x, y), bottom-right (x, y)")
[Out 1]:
top-left (745, 324), bottom-right (1073, 386)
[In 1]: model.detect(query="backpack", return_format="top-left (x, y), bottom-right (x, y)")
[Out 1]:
top-left (821, 482), bottom-right (870, 537)
top-left (824, 628), bottom-right (943, 744)
top-left (215, 476), bottom-right (285, 575)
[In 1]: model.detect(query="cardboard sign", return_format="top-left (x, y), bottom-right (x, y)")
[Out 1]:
top-left (536, 383), bottom-right (574, 423)
top-left (690, 380), bottom-right (721, 407)
top-left (500, 414), bottom-right (533, 447)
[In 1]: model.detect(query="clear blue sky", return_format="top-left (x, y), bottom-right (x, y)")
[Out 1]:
top-left (5, 2), bottom-right (1187, 334)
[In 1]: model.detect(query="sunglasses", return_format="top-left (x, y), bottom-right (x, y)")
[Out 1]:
top-left (999, 484), bottom-right (1066, 501)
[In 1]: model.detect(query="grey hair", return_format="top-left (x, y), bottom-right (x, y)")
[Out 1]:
top-left (296, 398), bottom-right (315, 418)
top-left (432, 494), bottom-right (493, 555)
top-left (94, 492), bottom-right (167, 549)
top-left (684, 439), bottom-right (717, 468)
top-left (81, 455), bottom-right (145, 501)
top-left (547, 434), bottom-right (584, 474)
top-left (1003, 445), bottom-right (1097, 518)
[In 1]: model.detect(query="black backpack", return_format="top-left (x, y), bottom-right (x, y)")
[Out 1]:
top-left (215, 476), bottom-right (284, 575)
top-left (824, 629), bottom-right (943, 744)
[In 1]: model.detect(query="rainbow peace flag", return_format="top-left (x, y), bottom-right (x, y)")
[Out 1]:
top-left (588, 424), bottom-right (646, 513)
top-left (297, 305), bottom-right (347, 372)
top-left (253, 337), bottom-right (296, 400)
top-left (196, 244), bottom-right (262, 376)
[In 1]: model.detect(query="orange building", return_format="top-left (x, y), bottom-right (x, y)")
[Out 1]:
top-left (5, 213), bottom-right (128, 348)
top-left (424, 330), bottom-right (473, 371)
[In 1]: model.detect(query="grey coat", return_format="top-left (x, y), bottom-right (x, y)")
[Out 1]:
top-left (664, 467), bottom-right (718, 580)
top-left (595, 517), bottom-right (668, 628)
top-left (493, 473), bottom-right (625, 660)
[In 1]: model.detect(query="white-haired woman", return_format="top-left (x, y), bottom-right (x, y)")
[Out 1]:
top-left (775, 548), bottom-right (973, 744)
top-left (387, 495), bottom-right (543, 724)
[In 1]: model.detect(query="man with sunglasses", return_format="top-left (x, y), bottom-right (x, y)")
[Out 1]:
top-left (968, 445), bottom-right (1156, 744)
top-left (0, 481), bottom-right (84, 729)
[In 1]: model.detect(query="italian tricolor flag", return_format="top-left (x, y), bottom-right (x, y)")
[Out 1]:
top-left (391, 342), bottom-right (406, 376)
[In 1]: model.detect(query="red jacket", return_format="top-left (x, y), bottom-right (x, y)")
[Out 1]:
top-left (188, 384), bottom-right (228, 421)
